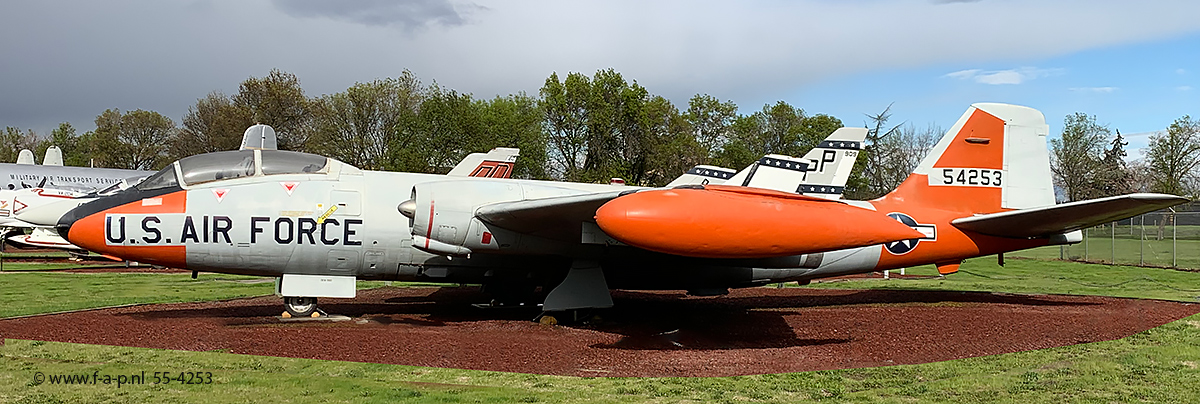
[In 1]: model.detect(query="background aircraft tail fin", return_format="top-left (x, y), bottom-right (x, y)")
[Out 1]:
top-left (724, 154), bottom-right (810, 192)
top-left (797, 127), bottom-right (867, 199)
top-left (666, 165), bottom-right (736, 187)
top-left (43, 146), bottom-right (64, 166)
top-left (16, 149), bottom-right (35, 165)
top-left (239, 124), bottom-right (279, 150)
top-left (881, 103), bottom-right (1055, 214)
top-left (448, 147), bottom-right (520, 178)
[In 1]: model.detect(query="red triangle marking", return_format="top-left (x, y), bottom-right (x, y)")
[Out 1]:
top-left (281, 182), bottom-right (298, 195)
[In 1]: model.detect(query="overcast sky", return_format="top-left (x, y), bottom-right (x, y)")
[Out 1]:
top-left (2, 0), bottom-right (1198, 156)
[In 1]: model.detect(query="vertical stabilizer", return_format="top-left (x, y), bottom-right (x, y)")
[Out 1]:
top-left (797, 127), bottom-right (867, 199)
top-left (884, 103), bottom-right (1054, 214)
top-left (724, 155), bottom-right (810, 192)
top-left (448, 147), bottom-right (520, 178)
top-left (666, 165), bottom-right (737, 187)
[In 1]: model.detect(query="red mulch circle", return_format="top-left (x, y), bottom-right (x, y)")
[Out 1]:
top-left (1, 287), bottom-right (1195, 377)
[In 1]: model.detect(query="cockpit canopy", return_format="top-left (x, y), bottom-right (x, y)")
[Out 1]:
top-left (136, 150), bottom-right (330, 191)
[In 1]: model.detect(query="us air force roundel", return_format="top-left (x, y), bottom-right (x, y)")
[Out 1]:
top-left (884, 212), bottom-right (937, 255)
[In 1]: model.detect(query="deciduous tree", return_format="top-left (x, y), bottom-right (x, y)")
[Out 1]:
top-left (1051, 113), bottom-right (1110, 201)
top-left (307, 74), bottom-right (423, 171)
top-left (684, 94), bottom-right (737, 159)
top-left (0, 126), bottom-right (38, 163)
top-left (233, 69), bottom-right (311, 150)
top-left (1145, 116), bottom-right (1200, 196)
top-left (173, 91), bottom-right (254, 161)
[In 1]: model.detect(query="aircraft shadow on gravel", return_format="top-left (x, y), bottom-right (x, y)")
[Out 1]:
top-left (119, 286), bottom-right (1101, 350)
top-left (614, 289), bottom-right (1106, 309)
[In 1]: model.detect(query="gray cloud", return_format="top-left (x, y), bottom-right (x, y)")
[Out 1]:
top-left (2, 0), bottom-right (1200, 137)
top-left (272, 0), bottom-right (480, 30)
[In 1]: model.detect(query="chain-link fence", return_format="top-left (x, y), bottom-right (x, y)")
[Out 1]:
top-left (1009, 210), bottom-right (1200, 269)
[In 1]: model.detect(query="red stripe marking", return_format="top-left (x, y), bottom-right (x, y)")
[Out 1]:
top-left (424, 199), bottom-right (435, 249)
top-left (35, 189), bottom-right (78, 199)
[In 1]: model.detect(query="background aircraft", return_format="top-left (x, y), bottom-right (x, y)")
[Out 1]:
top-left (50, 103), bottom-right (1186, 323)
top-left (668, 127), bottom-right (866, 199)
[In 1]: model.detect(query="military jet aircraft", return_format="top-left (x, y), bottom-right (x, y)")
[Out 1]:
top-left (51, 103), bottom-right (1186, 323)
top-left (668, 127), bottom-right (866, 199)
top-left (14, 126), bottom-right (521, 254)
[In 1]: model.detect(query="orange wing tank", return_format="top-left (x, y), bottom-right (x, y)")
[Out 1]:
top-left (594, 185), bottom-right (924, 259)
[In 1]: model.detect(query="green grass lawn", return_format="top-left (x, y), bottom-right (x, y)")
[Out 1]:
top-left (813, 257), bottom-right (1200, 303)
top-left (0, 273), bottom-right (278, 318)
top-left (2, 258), bottom-right (1200, 403)
top-left (0, 262), bottom-right (121, 271)
top-left (0, 272), bottom-right (401, 319)
top-left (3, 315), bottom-right (1199, 403)
top-left (1006, 224), bottom-right (1200, 269)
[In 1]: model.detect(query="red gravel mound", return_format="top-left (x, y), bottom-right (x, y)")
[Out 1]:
top-left (1, 287), bottom-right (1195, 377)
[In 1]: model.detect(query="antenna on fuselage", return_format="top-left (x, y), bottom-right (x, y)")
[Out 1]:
top-left (43, 146), bottom-right (63, 166)
top-left (239, 124), bottom-right (278, 151)
top-left (15, 150), bottom-right (34, 165)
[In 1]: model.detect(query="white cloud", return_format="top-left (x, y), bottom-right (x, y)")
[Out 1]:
top-left (1178, 68), bottom-right (1188, 75)
top-left (943, 67), bottom-right (1064, 85)
top-left (944, 69), bottom-right (981, 80)
top-left (1178, 86), bottom-right (1194, 92)
top-left (1069, 87), bottom-right (1118, 93)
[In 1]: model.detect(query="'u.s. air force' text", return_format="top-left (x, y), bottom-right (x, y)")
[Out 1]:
top-left (104, 214), bottom-right (363, 246)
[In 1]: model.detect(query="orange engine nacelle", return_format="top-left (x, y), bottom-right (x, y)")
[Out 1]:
top-left (594, 186), bottom-right (924, 259)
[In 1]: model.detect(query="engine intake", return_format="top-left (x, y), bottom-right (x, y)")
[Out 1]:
top-left (405, 180), bottom-right (523, 256)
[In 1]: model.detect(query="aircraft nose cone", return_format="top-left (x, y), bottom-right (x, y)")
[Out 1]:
top-left (16, 198), bottom-right (91, 227)
top-left (55, 208), bottom-right (81, 241)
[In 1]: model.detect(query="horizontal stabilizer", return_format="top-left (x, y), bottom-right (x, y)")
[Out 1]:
top-left (951, 193), bottom-right (1189, 238)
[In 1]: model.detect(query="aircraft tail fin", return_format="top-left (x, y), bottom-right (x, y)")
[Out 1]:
top-left (666, 165), bottom-right (736, 187)
top-left (797, 127), bottom-right (867, 199)
top-left (239, 124), bottom-right (278, 150)
top-left (880, 103), bottom-right (1055, 215)
top-left (16, 149), bottom-right (35, 165)
top-left (43, 146), bottom-right (64, 166)
top-left (448, 147), bottom-right (520, 178)
top-left (723, 155), bottom-right (810, 192)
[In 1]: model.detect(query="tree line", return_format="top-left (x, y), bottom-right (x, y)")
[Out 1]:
top-left (2, 69), bottom-right (1197, 201)
top-left (1051, 113), bottom-right (1200, 201)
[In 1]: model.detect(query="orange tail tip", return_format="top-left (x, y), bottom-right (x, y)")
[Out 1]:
top-left (936, 262), bottom-right (961, 275)
top-left (595, 187), bottom-right (925, 259)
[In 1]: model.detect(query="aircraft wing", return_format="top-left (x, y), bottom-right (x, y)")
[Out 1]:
top-left (475, 189), bottom-right (635, 239)
top-left (951, 193), bottom-right (1189, 238)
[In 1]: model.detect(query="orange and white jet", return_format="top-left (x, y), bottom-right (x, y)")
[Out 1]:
top-left (596, 103), bottom-right (1185, 273)
top-left (48, 103), bottom-right (1185, 320)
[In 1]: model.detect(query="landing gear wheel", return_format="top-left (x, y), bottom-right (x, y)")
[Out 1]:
top-left (284, 296), bottom-right (317, 317)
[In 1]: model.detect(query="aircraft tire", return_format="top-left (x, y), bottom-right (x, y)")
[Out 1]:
top-left (284, 297), bottom-right (317, 317)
